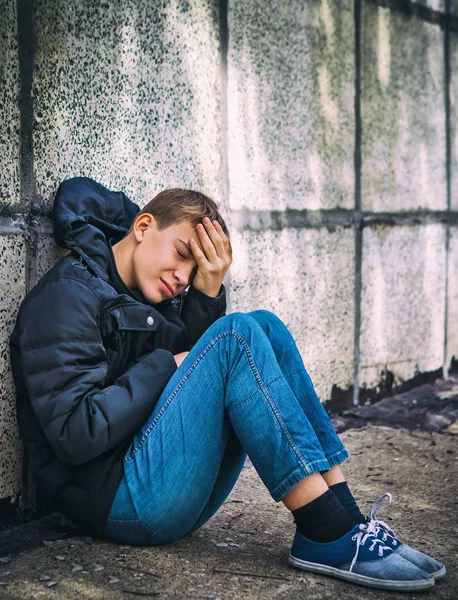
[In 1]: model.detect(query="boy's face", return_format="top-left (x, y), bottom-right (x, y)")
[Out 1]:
top-left (132, 215), bottom-right (200, 304)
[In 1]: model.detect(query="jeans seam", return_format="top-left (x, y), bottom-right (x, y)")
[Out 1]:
top-left (284, 368), bottom-right (307, 381)
top-left (125, 330), bottom-right (236, 461)
top-left (230, 374), bottom-right (284, 410)
top-left (231, 330), bottom-right (315, 474)
top-left (326, 447), bottom-right (350, 465)
top-left (126, 326), bottom-right (319, 476)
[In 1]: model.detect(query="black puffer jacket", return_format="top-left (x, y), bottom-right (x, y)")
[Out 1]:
top-left (9, 177), bottom-right (226, 535)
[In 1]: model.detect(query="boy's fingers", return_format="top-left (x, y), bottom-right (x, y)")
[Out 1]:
top-left (212, 220), bottom-right (232, 257)
top-left (202, 219), bottom-right (225, 257)
top-left (212, 220), bottom-right (228, 241)
top-left (190, 238), bottom-right (207, 264)
top-left (197, 224), bottom-right (218, 259)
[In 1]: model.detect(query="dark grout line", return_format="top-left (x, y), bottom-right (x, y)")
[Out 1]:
top-left (353, 0), bottom-right (363, 406)
top-left (229, 209), bottom-right (458, 231)
top-left (218, 0), bottom-right (232, 311)
top-left (3, 209), bottom-right (458, 235)
top-left (445, 0), bottom-right (452, 214)
top-left (353, 224), bottom-right (363, 407)
top-left (365, 0), bottom-right (458, 31)
top-left (443, 0), bottom-right (452, 375)
top-left (354, 0), bottom-right (362, 214)
top-left (17, 0), bottom-right (36, 212)
top-left (14, 0), bottom-right (37, 516)
top-left (17, 0), bottom-right (39, 291)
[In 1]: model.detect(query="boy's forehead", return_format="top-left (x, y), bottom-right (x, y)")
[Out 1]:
top-left (171, 220), bottom-right (204, 253)
top-left (170, 219), bottom-right (197, 239)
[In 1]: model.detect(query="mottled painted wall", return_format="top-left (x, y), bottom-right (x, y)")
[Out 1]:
top-left (227, 0), bottom-right (355, 212)
top-left (361, 5), bottom-right (446, 213)
top-left (0, 0), bottom-right (222, 508)
top-left (1, 0), bottom-right (457, 511)
top-left (33, 0), bottom-right (222, 205)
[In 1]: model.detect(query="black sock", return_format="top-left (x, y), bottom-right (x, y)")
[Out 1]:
top-left (330, 481), bottom-right (366, 524)
top-left (291, 489), bottom-right (360, 543)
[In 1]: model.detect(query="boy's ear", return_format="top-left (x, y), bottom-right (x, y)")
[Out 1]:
top-left (133, 213), bottom-right (156, 242)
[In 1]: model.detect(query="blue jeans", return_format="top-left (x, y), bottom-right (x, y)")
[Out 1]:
top-left (104, 310), bottom-right (349, 546)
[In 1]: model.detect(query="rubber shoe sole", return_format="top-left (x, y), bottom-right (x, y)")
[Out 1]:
top-left (288, 553), bottom-right (435, 591)
top-left (432, 565), bottom-right (447, 580)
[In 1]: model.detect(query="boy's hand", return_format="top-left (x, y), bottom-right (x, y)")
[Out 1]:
top-left (190, 218), bottom-right (232, 297)
top-left (174, 351), bottom-right (189, 367)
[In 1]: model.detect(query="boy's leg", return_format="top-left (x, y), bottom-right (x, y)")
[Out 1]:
top-left (246, 310), bottom-right (365, 520)
top-left (245, 313), bottom-right (443, 584)
top-left (245, 310), bottom-right (346, 465)
top-left (105, 312), bottom-right (345, 546)
top-left (104, 311), bottom-right (438, 591)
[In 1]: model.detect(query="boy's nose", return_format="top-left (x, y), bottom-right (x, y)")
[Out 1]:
top-left (174, 265), bottom-right (194, 287)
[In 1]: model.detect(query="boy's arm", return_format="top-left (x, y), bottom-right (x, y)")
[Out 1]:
top-left (179, 217), bottom-right (231, 346)
top-left (179, 284), bottom-right (227, 347)
top-left (18, 277), bottom-right (177, 466)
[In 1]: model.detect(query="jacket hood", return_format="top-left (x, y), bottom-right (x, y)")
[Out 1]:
top-left (53, 177), bottom-right (140, 279)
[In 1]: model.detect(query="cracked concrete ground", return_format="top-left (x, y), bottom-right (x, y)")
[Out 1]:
top-left (0, 425), bottom-right (456, 600)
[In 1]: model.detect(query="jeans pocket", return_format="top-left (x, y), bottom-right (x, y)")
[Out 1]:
top-left (104, 518), bottom-right (157, 546)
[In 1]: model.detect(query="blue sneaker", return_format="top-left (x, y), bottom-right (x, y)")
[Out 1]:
top-left (289, 521), bottom-right (434, 591)
top-left (367, 493), bottom-right (446, 581)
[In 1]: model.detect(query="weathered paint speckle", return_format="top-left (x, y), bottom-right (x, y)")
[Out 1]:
top-left (32, 0), bottom-right (222, 208)
top-left (229, 227), bottom-right (355, 400)
top-left (361, 4), bottom-right (446, 212)
top-left (0, 235), bottom-right (27, 500)
top-left (377, 9), bottom-right (391, 89)
top-left (227, 0), bottom-right (355, 211)
top-left (35, 235), bottom-right (69, 284)
top-left (0, 0), bottom-right (21, 205)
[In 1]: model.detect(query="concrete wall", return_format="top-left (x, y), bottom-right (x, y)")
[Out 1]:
top-left (1, 0), bottom-right (457, 511)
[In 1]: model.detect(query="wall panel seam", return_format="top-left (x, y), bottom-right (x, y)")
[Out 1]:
top-left (354, 0), bottom-right (363, 406)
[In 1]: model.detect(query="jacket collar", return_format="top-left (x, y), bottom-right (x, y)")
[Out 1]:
top-left (53, 177), bottom-right (140, 281)
top-left (107, 239), bottom-right (148, 304)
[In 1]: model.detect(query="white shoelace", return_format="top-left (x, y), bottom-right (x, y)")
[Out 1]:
top-left (367, 492), bottom-right (399, 545)
top-left (349, 521), bottom-right (393, 572)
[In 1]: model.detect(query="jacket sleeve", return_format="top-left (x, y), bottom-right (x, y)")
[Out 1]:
top-left (179, 284), bottom-right (227, 347)
top-left (18, 277), bottom-right (177, 466)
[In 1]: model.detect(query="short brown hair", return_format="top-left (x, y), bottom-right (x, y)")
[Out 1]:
top-left (132, 189), bottom-right (230, 238)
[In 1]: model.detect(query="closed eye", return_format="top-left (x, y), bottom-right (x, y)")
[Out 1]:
top-left (176, 247), bottom-right (186, 259)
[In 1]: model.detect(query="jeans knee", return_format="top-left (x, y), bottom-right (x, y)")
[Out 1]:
top-left (247, 309), bottom-right (287, 334)
top-left (215, 313), bottom-right (269, 346)
top-left (218, 311), bottom-right (289, 341)
top-left (249, 309), bottom-right (280, 324)
top-left (219, 312), bottom-right (258, 329)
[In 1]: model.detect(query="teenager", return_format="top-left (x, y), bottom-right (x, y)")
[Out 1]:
top-left (10, 177), bottom-right (445, 591)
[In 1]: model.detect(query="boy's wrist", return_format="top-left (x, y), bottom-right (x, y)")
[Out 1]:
top-left (190, 283), bottom-right (222, 298)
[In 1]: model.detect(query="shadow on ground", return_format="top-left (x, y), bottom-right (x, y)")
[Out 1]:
top-left (331, 376), bottom-right (458, 435)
